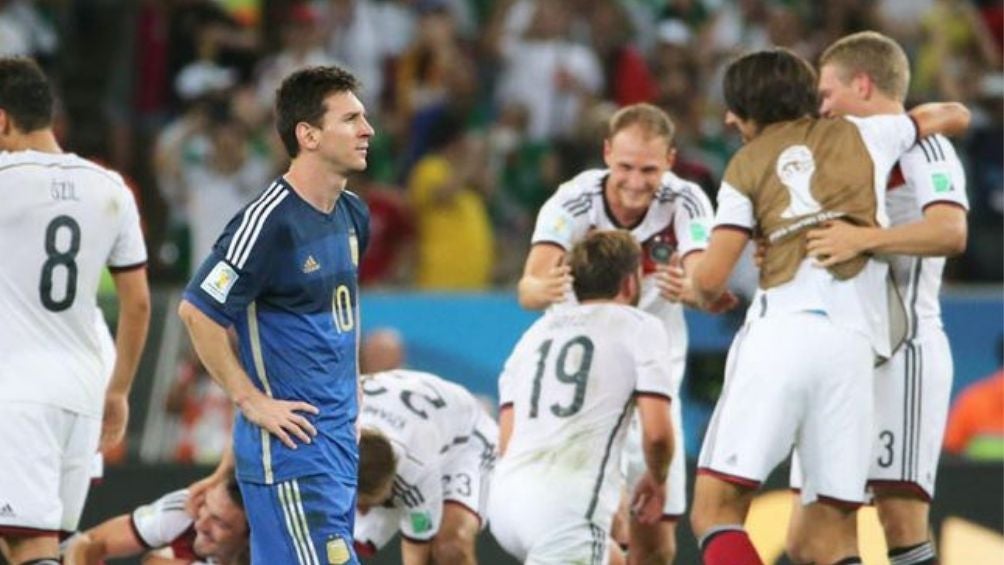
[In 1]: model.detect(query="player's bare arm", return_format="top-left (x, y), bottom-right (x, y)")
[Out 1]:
top-left (632, 395), bottom-right (673, 524)
top-left (65, 515), bottom-right (146, 565)
top-left (401, 537), bottom-right (433, 565)
top-left (516, 243), bottom-right (572, 310)
top-left (807, 204), bottom-right (967, 267)
top-left (101, 267), bottom-right (152, 451)
top-left (497, 404), bottom-right (514, 456)
top-left (178, 300), bottom-right (318, 449)
top-left (908, 102), bottom-right (971, 138)
top-left (691, 229), bottom-right (750, 306)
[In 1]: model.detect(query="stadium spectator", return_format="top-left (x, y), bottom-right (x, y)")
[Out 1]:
top-left (408, 112), bottom-right (495, 289)
top-left (944, 339), bottom-right (1004, 460)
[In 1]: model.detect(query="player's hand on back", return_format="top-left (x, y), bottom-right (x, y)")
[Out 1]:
top-left (629, 471), bottom-right (666, 525)
top-left (99, 391), bottom-right (129, 452)
top-left (806, 220), bottom-right (871, 267)
top-left (238, 390), bottom-right (319, 449)
top-left (529, 264), bottom-right (573, 306)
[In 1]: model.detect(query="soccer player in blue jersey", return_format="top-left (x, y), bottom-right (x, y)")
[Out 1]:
top-left (178, 65), bottom-right (373, 565)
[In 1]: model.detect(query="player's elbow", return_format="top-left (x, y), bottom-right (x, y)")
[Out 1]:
top-left (177, 299), bottom-right (199, 329)
top-left (943, 221), bottom-right (967, 256)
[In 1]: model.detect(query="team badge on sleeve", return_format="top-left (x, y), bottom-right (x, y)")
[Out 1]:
top-left (690, 221), bottom-right (710, 244)
top-left (932, 172), bottom-right (952, 193)
top-left (200, 260), bottom-right (239, 303)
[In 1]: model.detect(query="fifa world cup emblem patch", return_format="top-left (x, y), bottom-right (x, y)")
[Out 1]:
top-left (348, 231), bottom-right (359, 267)
top-left (326, 536), bottom-right (351, 564)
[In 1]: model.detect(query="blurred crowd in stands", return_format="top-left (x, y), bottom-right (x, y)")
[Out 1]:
top-left (3, 0), bottom-right (1002, 288)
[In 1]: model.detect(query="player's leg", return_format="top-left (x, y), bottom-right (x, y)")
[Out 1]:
top-left (240, 473), bottom-right (359, 565)
top-left (868, 335), bottom-right (951, 564)
top-left (690, 475), bottom-right (759, 565)
top-left (627, 518), bottom-right (675, 565)
top-left (0, 403), bottom-right (73, 564)
top-left (692, 318), bottom-right (800, 565)
top-left (791, 317), bottom-right (874, 564)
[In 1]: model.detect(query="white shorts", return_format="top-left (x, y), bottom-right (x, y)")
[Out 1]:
top-left (0, 401), bottom-right (100, 534)
top-left (698, 313), bottom-right (874, 506)
top-left (488, 466), bottom-right (611, 565)
top-left (789, 328), bottom-right (952, 501)
top-left (621, 396), bottom-right (686, 518)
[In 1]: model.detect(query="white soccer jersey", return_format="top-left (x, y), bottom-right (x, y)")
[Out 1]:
top-left (715, 114), bottom-right (917, 357)
top-left (357, 370), bottom-right (496, 544)
top-left (887, 135), bottom-right (969, 334)
top-left (496, 304), bottom-right (674, 531)
top-left (131, 489), bottom-right (194, 549)
top-left (531, 168), bottom-right (713, 375)
top-left (0, 150), bottom-right (146, 417)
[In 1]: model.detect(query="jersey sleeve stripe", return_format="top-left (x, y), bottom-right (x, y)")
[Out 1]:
top-left (226, 181), bottom-right (281, 265)
top-left (920, 200), bottom-right (967, 212)
top-left (917, 139), bottom-right (933, 162)
top-left (108, 260), bottom-right (147, 273)
top-left (633, 391), bottom-right (673, 403)
top-left (234, 189), bottom-right (290, 269)
top-left (931, 136), bottom-right (947, 160)
top-left (128, 515), bottom-right (155, 549)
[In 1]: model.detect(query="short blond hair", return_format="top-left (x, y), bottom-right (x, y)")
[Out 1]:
top-left (820, 31), bottom-right (910, 102)
top-left (607, 103), bottom-right (675, 145)
top-left (569, 230), bottom-right (641, 302)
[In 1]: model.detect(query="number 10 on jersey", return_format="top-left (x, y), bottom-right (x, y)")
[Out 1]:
top-left (332, 284), bottom-right (355, 333)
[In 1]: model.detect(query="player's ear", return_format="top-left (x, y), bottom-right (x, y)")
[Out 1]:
top-left (295, 121), bottom-right (319, 151)
top-left (666, 146), bottom-right (677, 169)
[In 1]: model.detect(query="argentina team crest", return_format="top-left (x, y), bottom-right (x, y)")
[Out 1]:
top-left (348, 230), bottom-right (359, 267)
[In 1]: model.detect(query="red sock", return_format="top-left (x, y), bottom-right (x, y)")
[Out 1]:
top-left (701, 529), bottom-right (764, 565)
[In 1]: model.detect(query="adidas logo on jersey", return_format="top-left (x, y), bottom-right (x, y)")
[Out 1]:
top-left (302, 255), bottom-right (321, 274)
top-left (0, 503), bottom-right (14, 517)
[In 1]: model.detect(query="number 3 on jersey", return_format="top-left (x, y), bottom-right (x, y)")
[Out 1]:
top-left (529, 335), bottom-right (594, 418)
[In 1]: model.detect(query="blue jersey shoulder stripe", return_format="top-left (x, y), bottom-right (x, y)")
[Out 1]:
top-left (233, 189), bottom-right (289, 269)
top-left (227, 183), bottom-right (290, 269)
top-left (226, 181), bottom-right (282, 266)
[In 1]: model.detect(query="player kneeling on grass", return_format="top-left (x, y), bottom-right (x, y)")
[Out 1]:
top-left (489, 230), bottom-right (675, 565)
top-left (65, 477), bottom-right (247, 565)
top-left (353, 370), bottom-right (498, 565)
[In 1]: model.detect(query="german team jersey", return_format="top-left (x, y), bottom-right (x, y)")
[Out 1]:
top-left (184, 176), bottom-right (369, 485)
top-left (530, 169), bottom-right (713, 391)
top-left (886, 134), bottom-right (969, 335)
top-left (129, 489), bottom-right (209, 563)
top-left (0, 150), bottom-right (146, 417)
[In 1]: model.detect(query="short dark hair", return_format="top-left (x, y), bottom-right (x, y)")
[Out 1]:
top-left (569, 230), bottom-right (641, 302)
top-left (0, 57), bottom-right (54, 133)
top-left (357, 427), bottom-right (397, 499)
top-left (224, 475), bottom-right (245, 510)
top-left (275, 65), bottom-right (360, 158)
top-left (723, 48), bottom-right (818, 127)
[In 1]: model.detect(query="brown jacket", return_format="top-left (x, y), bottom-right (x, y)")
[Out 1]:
top-left (723, 117), bottom-right (880, 288)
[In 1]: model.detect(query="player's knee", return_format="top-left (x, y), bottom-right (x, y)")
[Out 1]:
top-left (431, 533), bottom-right (475, 565)
top-left (784, 535), bottom-right (814, 565)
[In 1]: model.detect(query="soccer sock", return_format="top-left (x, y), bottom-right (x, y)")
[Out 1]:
top-left (832, 558), bottom-right (862, 564)
top-left (699, 524), bottom-right (763, 565)
top-left (889, 541), bottom-right (937, 564)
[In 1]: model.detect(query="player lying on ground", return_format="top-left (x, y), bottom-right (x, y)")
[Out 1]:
top-left (354, 369), bottom-right (498, 565)
top-left (64, 477), bottom-right (247, 565)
